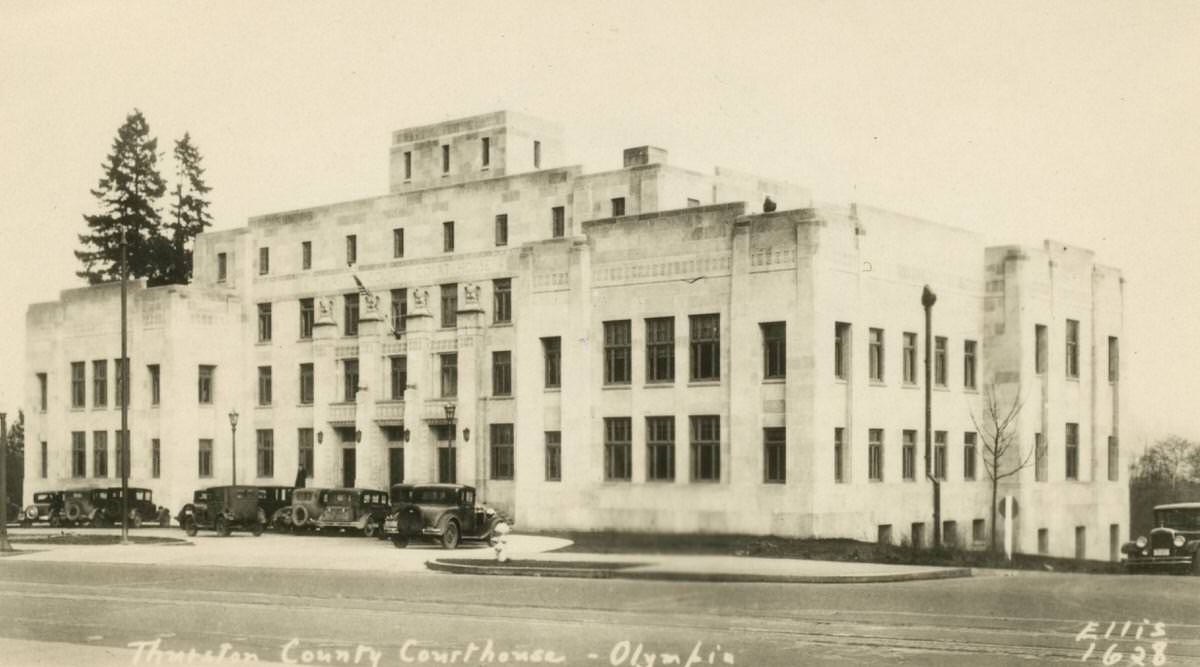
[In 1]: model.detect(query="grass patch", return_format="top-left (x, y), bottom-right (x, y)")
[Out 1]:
top-left (6, 534), bottom-right (187, 546)
top-left (438, 559), bottom-right (643, 571)
top-left (539, 531), bottom-right (1125, 574)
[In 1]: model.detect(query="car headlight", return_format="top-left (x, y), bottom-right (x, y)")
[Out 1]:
top-left (1174, 535), bottom-right (1186, 548)
top-left (1135, 536), bottom-right (1147, 548)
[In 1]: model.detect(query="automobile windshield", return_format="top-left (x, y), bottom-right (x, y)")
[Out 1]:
top-left (34, 493), bottom-right (53, 503)
top-left (412, 488), bottom-right (457, 504)
top-left (328, 492), bottom-right (352, 505)
top-left (1155, 509), bottom-right (1200, 530)
top-left (390, 487), bottom-right (413, 503)
top-left (194, 491), bottom-right (210, 503)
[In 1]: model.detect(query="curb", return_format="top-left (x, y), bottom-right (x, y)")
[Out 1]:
top-left (425, 559), bottom-right (973, 584)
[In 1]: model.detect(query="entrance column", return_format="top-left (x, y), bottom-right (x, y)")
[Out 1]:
top-left (455, 283), bottom-right (485, 489)
top-left (355, 296), bottom-right (385, 490)
top-left (311, 297), bottom-right (340, 488)
top-left (403, 287), bottom-right (434, 482)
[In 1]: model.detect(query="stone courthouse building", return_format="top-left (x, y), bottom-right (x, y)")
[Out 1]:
top-left (24, 111), bottom-right (1127, 559)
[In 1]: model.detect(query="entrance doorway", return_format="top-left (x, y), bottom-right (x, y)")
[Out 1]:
top-left (342, 448), bottom-right (356, 488)
top-left (388, 447), bottom-right (405, 487)
top-left (434, 424), bottom-right (456, 483)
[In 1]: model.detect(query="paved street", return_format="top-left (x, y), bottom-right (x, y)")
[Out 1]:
top-left (1, 531), bottom-right (1199, 666)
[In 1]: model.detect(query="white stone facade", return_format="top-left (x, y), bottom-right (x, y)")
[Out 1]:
top-left (24, 111), bottom-right (1126, 559)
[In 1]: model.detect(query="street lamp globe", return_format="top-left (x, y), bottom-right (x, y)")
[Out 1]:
top-left (228, 409), bottom-right (239, 428)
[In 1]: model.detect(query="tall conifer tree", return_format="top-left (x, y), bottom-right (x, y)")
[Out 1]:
top-left (75, 109), bottom-right (168, 285)
top-left (164, 132), bottom-right (213, 285)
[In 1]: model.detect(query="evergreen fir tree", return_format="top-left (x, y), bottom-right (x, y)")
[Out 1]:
top-left (75, 109), bottom-right (168, 285)
top-left (164, 132), bottom-right (213, 285)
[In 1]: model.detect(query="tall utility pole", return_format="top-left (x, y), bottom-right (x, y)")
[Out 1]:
top-left (120, 228), bottom-right (130, 545)
top-left (0, 412), bottom-right (11, 552)
top-left (922, 285), bottom-right (941, 548)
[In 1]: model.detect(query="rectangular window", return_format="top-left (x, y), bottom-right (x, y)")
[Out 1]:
top-left (441, 283), bottom-right (457, 328)
top-left (198, 439), bottom-right (213, 478)
top-left (38, 372), bottom-right (47, 411)
top-left (393, 228), bottom-right (404, 258)
top-left (257, 303), bottom-right (272, 342)
top-left (299, 428), bottom-right (314, 477)
top-left (963, 340), bottom-right (977, 389)
top-left (552, 206), bottom-right (565, 238)
top-left (963, 432), bottom-right (977, 480)
top-left (542, 337), bottom-right (561, 388)
top-left (257, 366), bottom-right (272, 406)
top-left (114, 358), bottom-right (128, 408)
top-left (764, 427), bottom-right (786, 483)
top-left (604, 320), bottom-right (632, 385)
top-left (690, 415), bottom-right (721, 482)
top-left (152, 439), bottom-right (161, 479)
top-left (345, 234), bottom-right (357, 265)
top-left (93, 431), bottom-right (108, 477)
top-left (902, 429), bottom-right (917, 481)
top-left (71, 361), bottom-right (85, 408)
top-left (943, 521), bottom-right (959, 548)
top-left (604, 417), bottom-right (632, 481)
top-left (1038, 528), bottom-right (1049, 555)
top-left (299, 298), bottom-right (314, 339)
top-left (533, 140), bottom-right (541, 168)
top-left (443, 221), bottom-right (455, 252)
top-left (762, 322), bottom-right (786, 379)
top-left (1035, 432), bottom-right (1047, 482)
top-left (903, 332), bottom-right (917, 384)
top-left (72, 432), bottom-right (86, 477)
top-left (868, 428), bottom-right (883, 481)
top-left (390, 356), bottom-right (407, 400)
top-left (689, 314), bottom-right (720, 381)
top-left (611, 197), bottom-right (626, 217)
top-left (490, 424), bottom-right (514, 480)
top-left (198, 365), bottom-right (214, 404)
top-left (1066, 319), bottom-right (1080, 378)
top-left (115, 430), bottom-right (128, 478)
top-left (834, 322), bottom-right (851, 380)
top-left (441, 144), bottom-right (450, 173)
top-left (492, 351), bottom-right (512, 396)
top-left (868, 328), bottom-right (884, 382)
top-left (494, 214), bottom-right (507, 246)
top-left (645, 317), bottom-right (675, 383)
top-left (217, 252), bottom-right (227, 282)
top-left (1075, 526), bottom-right (1087, 560)
top-left (344, 359), bottom-right (359, 402)
top-left (403, 151), bottom-right (412, 180)
top-left (148, 364), bottom-right (160, 406)
top-left (481, 137), bottom-right (491, 167)
top-left (344, 294), bottom-right (359, 336)
top-left (878, 524), bottom-right (893, 545)
top-left (646, 416), bottom-right (675, 482)
top-left (1066, 423), bottom-right (1079, 480)
top-left (834, 427), bottom-right (845, 482)
top-left (440, 353), bottom-right (458, 398)
top-left (1035, 324), bottom-right (1047, 374)
top-left (93, 360), bottom-right (107, 407)
top-left (493, 278), bottom-right (512, 323)
top-left (934, 337), bottom-right (948, 387)
top-left (1108, 435), bottom-right (1119, 482)
top-left (259, 247), bottom-right (269, 275)
top-left (299, 363), bottom-right (314, 405)
top-left (545, 431), bottom-right (561, 481)
top-left (973, 519), bottom-right (986, 544)
top-left (302, 241), bottom-right (311, 270)
top-left (391, 288), bottom-right (407, 333)
top-left (1108, 336), bottom-right (1119, 382)
top-left (934, 430), bottom-right (947, 480)
top-left (40, 440), bottom-right (47, 479)
top-left (256, 429), bottom-right (274, 478)
top-left (911, 523), bottom-right (926, 549)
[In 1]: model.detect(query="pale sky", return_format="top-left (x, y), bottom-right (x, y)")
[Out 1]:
top-left (2, 2), bottom-right (1198, 449)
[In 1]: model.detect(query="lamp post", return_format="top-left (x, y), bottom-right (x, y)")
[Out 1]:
top-left (119, 226), bottom-right (130, 545)
top-left (228, 409), bottom-right (239, 485)
top-left (0, 411), bottom-right (11, 553)
top-left (922, 285), bottom-right (941, 549)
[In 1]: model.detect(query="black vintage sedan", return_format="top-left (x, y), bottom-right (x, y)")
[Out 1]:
top-left (383, 484), bottom-right (506, 549)
top-left (1123, 502), bottom-right (1200, 573)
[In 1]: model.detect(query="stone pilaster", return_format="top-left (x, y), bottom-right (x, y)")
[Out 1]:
top-left (311, 297), bottom-right (339, 488)
top-left (456, 282), bottom-right (485, 489)
top-left (355, 295), bottom-right (385, 490)
top-left (728, 218), bottom-right (754, 486)
top-left (403, 287), bottom-right (434, 482)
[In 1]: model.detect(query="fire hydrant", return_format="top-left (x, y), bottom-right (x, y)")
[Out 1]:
top-left (491, 521), bottom-right (511, 562)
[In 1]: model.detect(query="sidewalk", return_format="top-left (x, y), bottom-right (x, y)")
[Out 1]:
top-left (427, 551), bottom-right (973, 583)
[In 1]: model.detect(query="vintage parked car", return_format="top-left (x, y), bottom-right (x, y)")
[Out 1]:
top-left (21, 491), bottom-right (64, 527)
top-left (313, 488), bottom-right (390, 537)
top-left (383, 484), bottom-right (506, 549)
top-left (176, 486), bottom-right (266, 536)
top-left (257, 486), bottom-right (295, 530)
top-left (61, 487), bottom-right (167, 527)
top-left (287, 488), bottom-right (330, 532)
top-left (1122, 502), bottom-right (1200, 573)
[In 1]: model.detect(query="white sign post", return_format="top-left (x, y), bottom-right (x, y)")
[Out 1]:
top-left (1004, 495), bottom-right (1014, 560)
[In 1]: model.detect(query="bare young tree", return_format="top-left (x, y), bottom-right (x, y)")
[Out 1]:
top-left (971, 382), bottom-right (1033, 552)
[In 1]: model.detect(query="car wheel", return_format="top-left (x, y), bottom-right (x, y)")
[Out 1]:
top-left (441, 521), bottom-right (460, 550)
top-left (131, 511), bottom-right (143, 529)
top-left (183, 518), bottom-right (198, 537)
top-left (251, 522), bottom-right (264, 537)
top-left (363, 520), bottom-right (379, 538)
top-left (391, 536), bottom-right (408, 549)
top-left (215, 517), bottom-right (230, 537)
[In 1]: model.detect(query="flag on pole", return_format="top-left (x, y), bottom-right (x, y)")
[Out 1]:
top-left (352, 274), bottom-right (399, 337)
